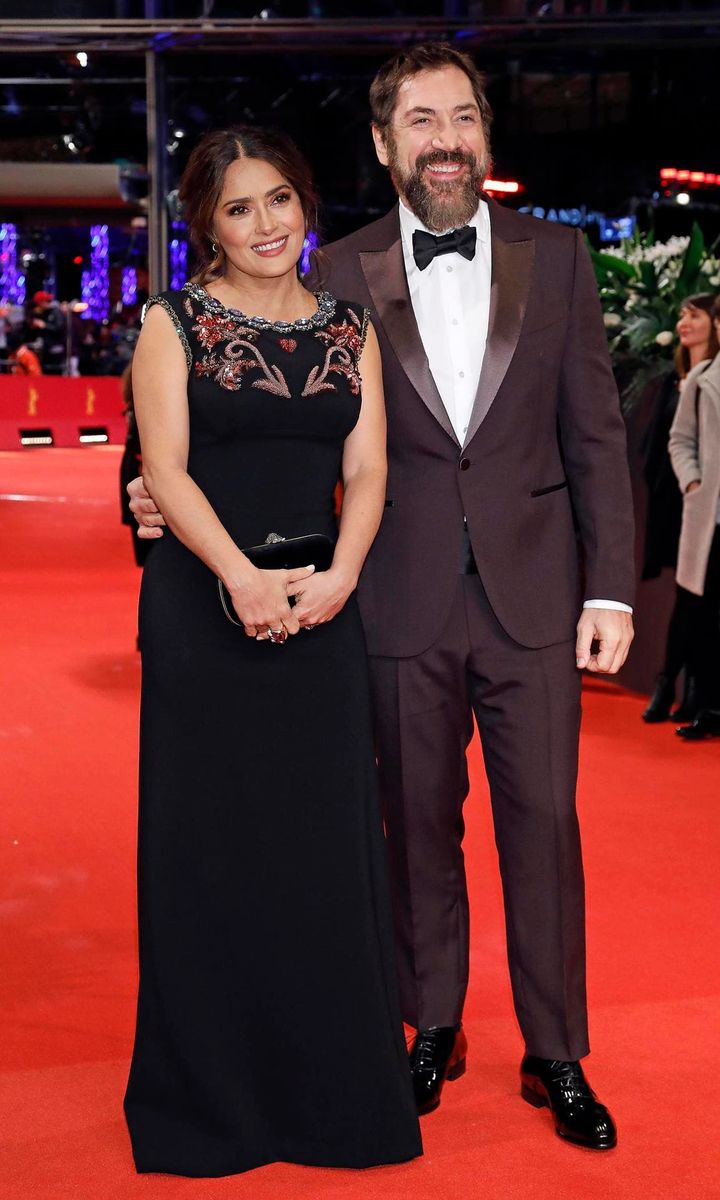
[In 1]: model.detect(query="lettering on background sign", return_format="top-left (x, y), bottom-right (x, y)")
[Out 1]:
top-left (28, 386), bottom-right (39, 416)
top-left (519, 205), bottom-right (605, 227)
top-left (85, 387), bottom-right (95, 416)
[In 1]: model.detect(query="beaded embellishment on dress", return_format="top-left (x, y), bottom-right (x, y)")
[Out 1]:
top-left (179, 285), bottom-right (367, 397)
top-left (183, 282), bottom-right (337, 333)
top-left (142, 295), bottom-right (192, 370)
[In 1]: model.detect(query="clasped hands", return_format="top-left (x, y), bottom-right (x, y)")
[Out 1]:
top-left (127, 476), bottom-right (352, 638)
top-left (235, 563), bottom-right (354, 640)
top-left (129, 476), bottom-right (634, 667)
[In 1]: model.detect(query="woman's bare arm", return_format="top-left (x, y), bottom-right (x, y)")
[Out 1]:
top-left (133, 305), bottom-right (313, 635)
top-left (293, 320), bottom-right (387, 627)
top-left (333, 322), bottom-right (387, 587)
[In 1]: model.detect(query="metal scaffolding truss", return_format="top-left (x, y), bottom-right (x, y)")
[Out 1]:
top-left (2, 13), bottom-right (719, 291)
top-left (1, 14), bottom-right (720, 55)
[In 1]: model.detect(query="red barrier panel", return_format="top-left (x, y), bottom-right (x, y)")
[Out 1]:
top-left (0, 376), bottom-right (127, 450)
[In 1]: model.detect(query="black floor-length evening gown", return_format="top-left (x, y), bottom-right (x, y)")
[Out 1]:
top-left (124, 284), bottom-right (422, 1177)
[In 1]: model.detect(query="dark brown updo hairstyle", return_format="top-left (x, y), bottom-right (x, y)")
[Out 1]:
top-left (179, 125), bottom-right (320, 286)
top-left (675, 292), bottom-right (720, 378)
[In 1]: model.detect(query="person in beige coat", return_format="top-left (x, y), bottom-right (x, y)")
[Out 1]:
top-left (668, 297), bottom-right (720, 739)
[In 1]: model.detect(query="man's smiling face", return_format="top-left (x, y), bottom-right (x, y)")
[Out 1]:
top-left (373, 65), bottom-right (491, 232)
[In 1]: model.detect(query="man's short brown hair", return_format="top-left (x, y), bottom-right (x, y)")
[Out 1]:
top-left (369, 42), bottom-right (493, 142)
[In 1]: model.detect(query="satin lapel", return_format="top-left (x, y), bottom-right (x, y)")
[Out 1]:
top-left (360, 241), bottom-right (459, 446)
top-left (463, 232), bottom-right (535, 447)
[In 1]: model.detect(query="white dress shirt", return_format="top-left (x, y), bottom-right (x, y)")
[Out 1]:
top-left (398, 199), bottom-right (632, 616)
top-left (399, 197), bottom-right (491, 446)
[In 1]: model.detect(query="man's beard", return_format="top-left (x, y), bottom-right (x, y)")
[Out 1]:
top-left (387, 140), bottom-right (490, 233)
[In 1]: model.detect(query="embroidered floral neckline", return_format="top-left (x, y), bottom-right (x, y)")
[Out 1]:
top-left (184, 282), bottom-right (336, 333)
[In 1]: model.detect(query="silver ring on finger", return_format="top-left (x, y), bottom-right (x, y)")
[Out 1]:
top-left (268, 627), bottom-right (288, 645)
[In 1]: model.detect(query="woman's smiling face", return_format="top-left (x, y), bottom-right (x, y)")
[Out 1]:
top-left (676, 303), bottom-right (712, 352)
top-left (212, 155), bottom-right (307, 280)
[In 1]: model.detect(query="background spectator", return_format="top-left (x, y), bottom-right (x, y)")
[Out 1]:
top-left (642, 293), bottom-right (719, 722)
top-left (669, 295), bottom-right (720, 740)
top-left (6, 328), bottom-right (43, 376)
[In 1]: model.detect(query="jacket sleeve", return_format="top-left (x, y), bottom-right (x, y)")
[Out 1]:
top-left (557, 228), bottom-right (636, 606)
top-left (668, 376), bottom-right (702, 493)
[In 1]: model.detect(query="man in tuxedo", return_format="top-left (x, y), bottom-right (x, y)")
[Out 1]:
top-left (129, 42), bottom-right (634, 1151)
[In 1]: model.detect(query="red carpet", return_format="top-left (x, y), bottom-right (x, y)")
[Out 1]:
top-left (1, 447), bottom-right (718, 1200)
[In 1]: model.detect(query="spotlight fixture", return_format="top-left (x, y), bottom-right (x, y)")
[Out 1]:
top-left (167, 123), bottom-right (189, 155)
top-left (79, 427), bottom-right (109, 444)
top-left (76, 51), bottom-right (89, 68)
top-left (20, 429), bottom-right (53, 447)
top-left (676, 192), bottom-right (691, 206)
top-left (62, 125), bottom-right (91, 156)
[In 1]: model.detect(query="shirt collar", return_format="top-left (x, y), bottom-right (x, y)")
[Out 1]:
top-left (398, 195), bottom-right (490, 253)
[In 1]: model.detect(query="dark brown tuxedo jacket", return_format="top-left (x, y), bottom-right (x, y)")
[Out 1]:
top-left (318, 201), bottom-right (635, 657)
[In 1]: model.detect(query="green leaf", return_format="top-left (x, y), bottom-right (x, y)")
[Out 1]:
top-left (624, 314), bottom-right (661, 350)
top-left (638, 261), bottom-right (658, 296)
top-left (592, 252), bottom-right (638, 281)
top-left (676, 223), bottom-right (705, 297)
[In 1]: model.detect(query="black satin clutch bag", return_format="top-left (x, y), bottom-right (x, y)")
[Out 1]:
top-left (218, 532), bottom-right (335, 626)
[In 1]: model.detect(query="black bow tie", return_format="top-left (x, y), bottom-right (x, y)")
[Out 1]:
top-left (412, 225), bottom-right (477, 271)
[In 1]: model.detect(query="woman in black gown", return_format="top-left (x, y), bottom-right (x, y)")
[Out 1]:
top-left (123, 126), bottom-right (422, 1177)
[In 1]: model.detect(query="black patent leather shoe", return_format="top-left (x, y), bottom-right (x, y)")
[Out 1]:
top-left (520, 1056), bottom-right (617, 1150)
top-left (676, 710), bottom-right (720, 740)
top-left (642, 673), bottom-right (675, 722)
top-left (409, 1025), bottom-right (468, 1115)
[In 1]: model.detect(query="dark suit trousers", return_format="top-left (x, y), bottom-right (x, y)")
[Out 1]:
top-left (368, 574), bottom-right (589, 1062)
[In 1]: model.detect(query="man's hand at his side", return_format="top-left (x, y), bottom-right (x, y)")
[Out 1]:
top-left (127, 475), bottom-right (166, 539)
top-left (575, 608), bottom-right (634, 674)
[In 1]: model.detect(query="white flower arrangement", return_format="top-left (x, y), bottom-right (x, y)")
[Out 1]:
top-left (604, 235), bottom-right (690, 268)
top-left (588, 222), bottom-right (720, 410)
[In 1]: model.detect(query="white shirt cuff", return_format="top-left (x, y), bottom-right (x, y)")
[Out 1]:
top-left (583, 599), bottom-right (633, 614)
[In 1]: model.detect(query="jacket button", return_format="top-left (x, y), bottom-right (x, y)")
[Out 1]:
top-left (459, 458), bottom-right (470, 471)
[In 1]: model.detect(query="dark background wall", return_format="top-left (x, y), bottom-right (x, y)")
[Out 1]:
top-left (2, 5), bottom-right (720, 242)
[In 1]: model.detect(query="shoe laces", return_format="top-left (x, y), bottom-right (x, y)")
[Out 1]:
top-left (547, 1060), bottom-right (593, 1101)
top-left (415, 1030), bottom-right (441, 1068)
